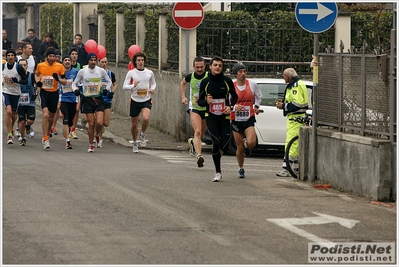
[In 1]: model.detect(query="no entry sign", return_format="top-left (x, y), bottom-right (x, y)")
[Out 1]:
top-left (173, 2), bottom-right (204, 30)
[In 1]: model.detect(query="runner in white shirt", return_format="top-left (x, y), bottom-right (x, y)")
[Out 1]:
top-left (122, 52), bottom-right (156, 153)
top-left (72, 52), bottom-right (112, 152)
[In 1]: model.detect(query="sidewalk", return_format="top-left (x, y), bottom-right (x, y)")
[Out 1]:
top-left (89, 110), bottom-right (188, 152)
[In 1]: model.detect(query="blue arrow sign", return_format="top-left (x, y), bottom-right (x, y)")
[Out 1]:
top-left (295, 2), bottom-right (338, 33)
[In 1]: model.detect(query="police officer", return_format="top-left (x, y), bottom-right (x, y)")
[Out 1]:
top-left (276, 68), bottom-right (308, 177)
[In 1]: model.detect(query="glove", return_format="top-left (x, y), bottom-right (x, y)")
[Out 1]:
top-left (74, 90), bottom-right (80, 96)
top-left (30, 93), bottom-right (38, 101)
top-left (52, 73), bottom-right (59, 81)
top-left (36, 81), bottom-right (43, 88)
top-left (102, 89), bottom-right (109, 96)
top-left (107, 92), bottom-right (114, 99)
top-left (12, 77), bottom-right (19, 83)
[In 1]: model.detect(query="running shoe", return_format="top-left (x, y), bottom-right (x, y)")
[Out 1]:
top-left (20, 138), bottom-right (26, 146)
top-left (95, 134), bottom-right (100, 147)
top-left (132, 142), bottom-right (139, 153)
top-left (25, 125), bottom-right (31, 135)
top-left (7, 135), bottom-right (14, 145)
top-left (69, 131), bottom-right (78, 139)
top-left (15, 128), bottom-right (21, 137)
top-left (65, 141), bottom-right (73, 149)
top-left (188, 138), bottom-right (195, 157)
top-left (51, 127), bottom-right (57, 135)
top-left (97, 139), bottom-right (103, 148)
top-left (87, 145), bottom-right (95, 153)
top-left (139, 132), bottom-right (146, 147)
top-left (212, 173), bottom-right (222, 182)
top-left (42, 139), bottom-right (51, 150)
top-left (237, 168), bottom-right (245, 179)
top-left (276, 170), bottom-right (291, 177)
top-left (80, 119), bottom-right (87, 128)
top-left (244, 148), bottom-right (252, 157)
top-left (29, 126), bottom-right (34, 138)
top-left (243, 139), bottom-right (252, 157)
top-left (196, 154), bottom-right (204, 168)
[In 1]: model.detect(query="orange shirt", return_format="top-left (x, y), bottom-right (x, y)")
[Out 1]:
top-left (2, 59), bottom-right (6, 64)
top-left (36, 61), bottom-right (65, 92)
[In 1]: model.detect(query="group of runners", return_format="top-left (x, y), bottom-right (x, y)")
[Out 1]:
top-left (4, 36), bottom-right (306, 181)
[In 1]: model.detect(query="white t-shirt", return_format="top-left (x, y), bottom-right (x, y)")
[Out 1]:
top-left (122, 68), bottom-right (156, 103)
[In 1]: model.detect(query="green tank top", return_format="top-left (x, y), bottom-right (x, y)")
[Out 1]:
top-left (190, 72), bottom-right (208, 111)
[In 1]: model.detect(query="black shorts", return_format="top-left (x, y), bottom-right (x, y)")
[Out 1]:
top-left (2, 93), bottom-right (20, 111)
top-left (81, 96), bottom-right (105, 113)
top-left (18, 105), bottom-right (36, 122)
top-left (130, 99), bottom-right (152, 118)
top-left (60, 102), bottom-right (77, 127)
top-left (187, 109), bottom-right (206, 120)
top-left (79, 95), bottom-right (84, 113)
top-left (104, 102), bottom-right (112, 109)
top-left (231, 116), bottom-right (256, 133)
top-left (40, 89), bottom-right (59, 114)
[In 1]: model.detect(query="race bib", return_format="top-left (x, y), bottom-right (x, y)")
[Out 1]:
top-left (84, 78), bottom-right (101, 96)
top-left (42, 76), bottom-right (54, 89)
top-left (209, 99), bottom-right (225, 115)
top-left (3, 75), bottom-right (14, 85)
top-left (136, 88), bottom-right (148, 98)
top-left (235, 106), bottom-right (250, 121)
top-left (101, 82), bottom-right (108, 91)
top-left (62, 79), bottom-right (73, 93)
top-left (18, 93), bottom-right (30, 105)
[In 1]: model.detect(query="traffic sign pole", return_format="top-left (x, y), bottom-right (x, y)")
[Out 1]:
top-left (295, 2), bottom-right (338, 182)
top-left (311, 33), bottom-right (319, 182)
top-left (173, 2), bottom-right (205, 139)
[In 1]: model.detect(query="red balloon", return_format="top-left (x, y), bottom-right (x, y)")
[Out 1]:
top-left (85, 39), bottom-right (98, 54)
top-left (97, 45), bottom-right (107, 59)
top-left (128, 62), bottom-right (135, 70)
top-left (128, 45), bottom-right (141, 59)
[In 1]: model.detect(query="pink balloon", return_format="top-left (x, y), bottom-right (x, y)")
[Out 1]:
top-left (85, 39), bottom-right (98, 54)
top-left (128, 62), bottom-right (135, 70)
top-left (97, 45), bottom-right (107, 59)
top-left (128, 45), bottom-right (141, 59)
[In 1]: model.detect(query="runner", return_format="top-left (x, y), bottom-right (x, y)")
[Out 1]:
top-left (68, 47), bottom-right (82, 140)
top-left (72, 52), bottom-right (112, 152)
top-left (96, 56), bottom-right (117, 148)
top-left (122, 52), bottom-right (156, 153)
top-left (50, 49), bottom-right (62, 136)
top-left (180, 56), bottom-right (208, 167)
top-left (35, 47), bottom-right (67, 149)
top-left (197, 56), bottom-right (238, 182)
top-left (230, 63), bottom-right (262, 178)
top-left (2, 48), bottom-right (28, 145)
top-left (59, 55), bottom-right (79, 149)
top-left (16, 42), bottom-right (38, 74)
top-left (16, 58), bottom-right (37, 146)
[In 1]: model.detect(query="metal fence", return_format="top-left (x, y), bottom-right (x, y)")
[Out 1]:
top-left (318, 53), bottom-right (391, 138)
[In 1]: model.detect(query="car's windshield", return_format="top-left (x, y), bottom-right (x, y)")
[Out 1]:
top-left (257, 83), bottom-right (286, 106)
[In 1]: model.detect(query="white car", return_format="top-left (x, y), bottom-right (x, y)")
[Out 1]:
top-left (251, 78), bottom-right (313, 154)
top-left (202, 78), bottom-right (313, 155)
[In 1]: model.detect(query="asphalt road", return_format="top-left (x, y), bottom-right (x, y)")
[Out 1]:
top-left (2, 113), bottom-right (397, 265)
